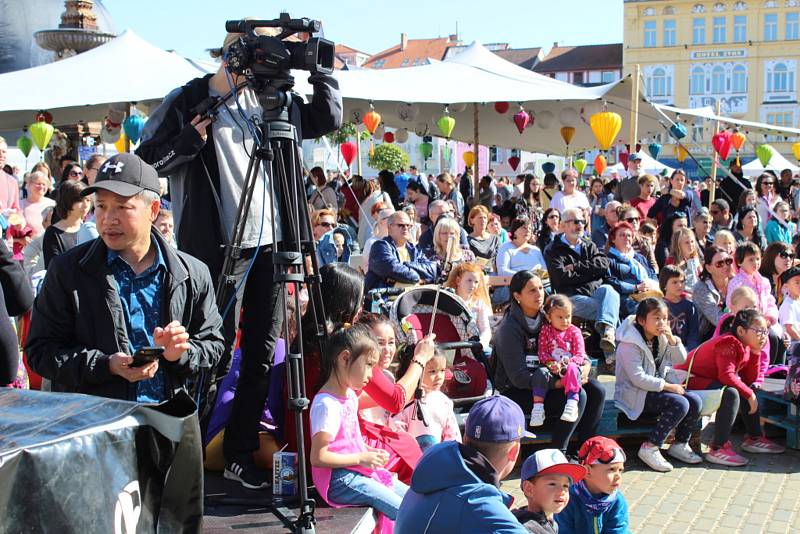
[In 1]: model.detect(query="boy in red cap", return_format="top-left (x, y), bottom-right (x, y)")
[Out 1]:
top-left (556, 436), bottom-right (630, 534)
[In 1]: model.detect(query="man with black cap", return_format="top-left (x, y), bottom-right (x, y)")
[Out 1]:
top-left (618, 153), bottom-right (643, 203)
top-left (27, 153), bottom-right (224, 404)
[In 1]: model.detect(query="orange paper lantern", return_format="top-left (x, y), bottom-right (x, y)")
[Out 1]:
top-left (363, 110), bottom-right (381, 134)
top-left (560, 126), bottom-right (576, 146)
top-left (594, 154), bottom-right (607, 176)
top-left (731, 131), bottom-right (746, 152)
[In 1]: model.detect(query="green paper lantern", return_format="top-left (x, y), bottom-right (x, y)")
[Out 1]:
top-left (756, 144), bottom-right (775, 167)
top-left (419, 142), bottom-right (433, 160)
top-left (437, 114), bottom-right (456, 139)
top-left (29, 121), bottom-right (54, 151)
top-left (16, 136), bottom-right (33, 157)
top-left (574, 158), bottom-right (588, 174)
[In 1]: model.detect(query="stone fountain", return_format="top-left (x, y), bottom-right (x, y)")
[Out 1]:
top-left (34, 0), bottom-right (115, 60)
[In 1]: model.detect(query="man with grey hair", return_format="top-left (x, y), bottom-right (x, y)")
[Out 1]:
top-left (365, 211), bottom-right (437, 291)
top-left (27, 153), bottom-right (224, 409)
top-left (417, 199), bottom-right (468, 255)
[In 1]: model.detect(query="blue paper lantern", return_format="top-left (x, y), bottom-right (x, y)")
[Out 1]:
top-left (542, 162), bottom-right (556, 174)
top-left (123, 115), bottom-right (146, 144)
top-left (669, 123), bottom-right (687, 140)
top-left (648, 143), bottom-right (662, 160)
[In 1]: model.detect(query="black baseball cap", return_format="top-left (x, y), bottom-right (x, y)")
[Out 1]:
top-left (81, 153), bottom-right (160, 197)
top-left (781, 266), bottom-right (800, 285)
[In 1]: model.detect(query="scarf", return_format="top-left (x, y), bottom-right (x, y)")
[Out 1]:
top-left (610, 247), bottom-right (647, 283)
top-left (573, 480), bottom-right (618, 517)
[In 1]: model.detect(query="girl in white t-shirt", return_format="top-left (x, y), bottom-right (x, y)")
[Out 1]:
top-left (446, 262), bottom-right (493, 349)
top-left (309, 323), bottom-right (408, 520)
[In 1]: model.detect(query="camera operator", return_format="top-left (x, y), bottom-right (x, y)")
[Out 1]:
top-left (137, 23), bottom-right (342, 489)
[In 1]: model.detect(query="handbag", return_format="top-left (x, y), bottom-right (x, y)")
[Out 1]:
top-left (682, 345), bottom-right (725, 417)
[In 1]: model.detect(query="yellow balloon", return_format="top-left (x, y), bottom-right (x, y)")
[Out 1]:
top-left (793, 141), bottom-right (800, 162)
top-left (589, 112), bottom-right (622, 150)
top-left (114, 133), bottom-right (128, 153)
top-left (463, 150), bottom-right (475, 167)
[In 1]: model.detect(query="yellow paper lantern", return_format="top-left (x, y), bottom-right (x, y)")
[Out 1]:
top-left (793, 142), bottom-right (800, 162)
top-left (114, 133), bottom-right (128, 153)
top-left (589, 111), bottom-right (622, 150)
top-left (463, 151), bottom-right (475, 167)
top-left (560, 126), bottom-right (576, 146)
top-left (674, 144), bottom-right (689, 163)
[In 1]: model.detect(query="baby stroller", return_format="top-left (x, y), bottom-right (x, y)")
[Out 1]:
top-left (389, 285), bottom-right (493, 407)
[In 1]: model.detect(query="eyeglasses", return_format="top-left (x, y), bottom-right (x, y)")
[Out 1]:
top-left (713, 257), bottom-right (734, 268)
top-left (316, 221), bottom-right (336, 228)
top-left (763, 181), bottom-right (775, 186)
top-left (393, 223), bottom-right (413, 229)
top-left (624, 217), bottom-right (640, 223)
top-left (565, 219), bottom-right (586, 226)
top-left (69, 170), bottom-right (83, 177)
top-left (779, 251), bottom-right (796, 259)
top-left (747, 327), bottom-right (769, 338)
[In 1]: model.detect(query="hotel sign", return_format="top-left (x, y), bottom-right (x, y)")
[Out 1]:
top-left (690, 49), bottom-right (747, 60)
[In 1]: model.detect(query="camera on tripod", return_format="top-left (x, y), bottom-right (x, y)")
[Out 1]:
top-left (224, 13), bottom-right (335, 80)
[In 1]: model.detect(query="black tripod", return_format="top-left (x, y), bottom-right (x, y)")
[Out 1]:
top-left (215, 76), bottom-right (325, 534)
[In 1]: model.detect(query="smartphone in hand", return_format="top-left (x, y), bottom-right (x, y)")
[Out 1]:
top-left (130, 346), bottom-right (165, 368)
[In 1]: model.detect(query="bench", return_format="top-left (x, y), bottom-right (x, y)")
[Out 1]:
top-left (756, 377), bottom-right (800, 450)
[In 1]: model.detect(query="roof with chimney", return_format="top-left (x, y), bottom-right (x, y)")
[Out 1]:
top-left (363, 34), bottom-right (459, 69)
top-left (534, 43), bottom-right (623, 73)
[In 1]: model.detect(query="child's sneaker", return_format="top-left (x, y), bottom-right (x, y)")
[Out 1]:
top-left (560, 399), bottom-right (579, 422)
top-left (741, 436), bottom-right (785, 454)
top-left (530, 404), bottom-right (545, 427)
top-left (704, 442), bottom-right (748, 467)
top-left (637, 443), bottom-right (673, 472)
top-left (666, 442), bottom-right (702, 464)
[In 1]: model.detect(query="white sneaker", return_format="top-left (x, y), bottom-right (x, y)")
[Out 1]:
top-left (530, 404), bottom-right (545, 427)
top-left (667, 442), bottom-right (703, 464)
top-left (560, 399), bottom-right (579, 422)
top-left (638, 444), bottom-right (673, 472)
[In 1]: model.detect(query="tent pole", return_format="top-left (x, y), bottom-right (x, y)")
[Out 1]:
top-left (473, 103), bottom-right (480, 207)
top-left (709, 99), bottom-right (722, 204)
top-left (125, 102), bottom-right (131, 153)
top-left (356, 133), bottom-right (362, 176)
top-left (629, 64), bottom-right (640, 152)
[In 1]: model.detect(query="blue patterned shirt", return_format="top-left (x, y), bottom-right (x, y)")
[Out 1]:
top-left (108, 243), bottom-right (167, 403)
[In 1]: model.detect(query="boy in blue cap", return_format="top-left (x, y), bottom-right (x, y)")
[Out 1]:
top-left (395, 395), bottom-right (533, 533)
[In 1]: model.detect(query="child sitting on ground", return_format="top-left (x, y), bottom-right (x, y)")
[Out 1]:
top-left (556, 436), bottom-right (630, 534)
top-left (310, 323), bottom-right (408, 521)
top-left (660, 265), bottom-right (701, 351)
top-left (394, 351), bottom-right (461, 450)
top-left (513, 449), bottom-right (587, 534)
top-left (530, 294), bottom-right (586, 426)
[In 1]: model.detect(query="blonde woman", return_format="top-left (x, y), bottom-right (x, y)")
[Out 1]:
top-left (446, 262), bottom-right (492, 348)
top-left (428, 216), bottom-right (475, 280)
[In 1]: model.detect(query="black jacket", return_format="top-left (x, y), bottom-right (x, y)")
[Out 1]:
top-left (492, 300), bottom-right (544, 393)
top-left (512, 508), bottom-right (559, 534)
top-left (0, 240), bottom-right (33, 383)
top-left (26, 230), bottom-right (225, 401)
top-left (545, 236), bottom-right (609, 297)
top-left (136, 73), bottom-right (342, 283)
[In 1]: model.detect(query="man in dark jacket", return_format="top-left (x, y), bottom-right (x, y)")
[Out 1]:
top-left (546, 207), bottom-right (620, 364)
top-left (27, 153), bottom-right (224, 404)
top-left (417, 200), bottom-right (468, 256)
top-left (365, 211), bottom-right (437, 291)
top-left (136, 27), bottom-right (341, 487)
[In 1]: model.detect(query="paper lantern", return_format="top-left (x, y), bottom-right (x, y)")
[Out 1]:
top-left (648, 142), bottom-right (661, 160)
top-left (589, 111), bottom-right (622, 150)
top-left (373, 124), bottom-right (385, 140)
top-left (35, 111), bottom-right (53, 124)
top-left (419, 141), bottom-right (433, 160)
top-left (16, 136), bottom-right (32, 157)
top-left (508, 155), bottom-right (520, 171)
top-left (396, 103), bottom-right (418, 122)
top-left (437, 113), bottom-right (456, 138)
top-left (123, 114), bottom-right (146, 144)
top-left (450, 103), bottom-right (467, 113)
top-left (675, 144), bottom-right (689, 163)
top-left (558, 107), bottom-right (579, 128)
top-left (594, 155), bottom-right (607, 176)
top-left (669, 123), bottom-right (687, 140)
top-left (29, 121), bottom-right (54, 151)
top-left (560, 126), bottom-right (575, 146)
top-left (115, 133), bottom-right (128, 153)
top-left (536, 110), bottom-right (554, 130)
top-left (513, 110), bottom-right (530, 134)
top-left (793, 142), bottom-right (800, 162)
top-left (757, 144), bottom-right (775, 167)
top-left (619, 152), bottom-right (629, 168)
top-left (494, 102), bottom-right (510, 114)
top-left (625, 143), bottom-right (642, 154)
top-left (731, 131), bottom-right (746, 152)
top-left (363, 110), bottom-right (381, 134)
top-left (395, 128), bottom-right (409, 143)
top-left (711, 130), bottom-right (733, 161)
top-left (383, 131), bottom-right (395, 143)
top-left (574, 158), bottom-right (588, 174)
top-left (463, 151), bottom-right (475, 167)
top-left (542, 162), bottom-right (556, 174)
top-left (340, 141), bottom-right (357, 166)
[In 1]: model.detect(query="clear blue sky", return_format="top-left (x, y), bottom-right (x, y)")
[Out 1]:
top-left (102, 0), bottom-right (623, 59)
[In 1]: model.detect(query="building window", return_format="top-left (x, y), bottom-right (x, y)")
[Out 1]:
top-left (555, 72), bottom-right (569, 82)
top-left (573, 72), bottom-right (584, 84)
top-left (765, 13), bottom-right (779, 40)
top-left (401, 58), bottom-right (409, 67)
top-left (651, 68), bottom-right (669, 96)
top-left (732, 64), bottom-right (748, 92)
top-left (711, 65), bottom-right (726, 93)
top-left (733, 15), bottom-right (747, 41)
top-left (714, 2), bottom-right (726, 11)
top-left (692, 120), bottom-right (705, 142)
top-left (787, 12), bottom-right (800, 39)
top-left (766, 111), bottom-right (793, 127)
top-left (693, 4), bottom-right (706, 13)
top-left (588, 71), bottom-right (602, 84)
top-left (372, 59), bottom-right (386, 68)
top-left (764, 0), bottom-right (777, 7)
top-left (713, 16), bottom-right (727, 42)
top-left (664, 6), bottom-right (677, 15)
top-left (690, 66), bottom-right (706, 94)
top-left (767, 62), bottom-right (793, 92)
top-left (664, 19), bottom-right (677, 46)
top-left (602, 71), bottom-right (616, 83)
top-left (644, 21), bottom-right (657, 47)
top-left (694, 18), bottom-right (707, 44)
top-left (643, 7), bottom-right (656, 16)
top-left (734, 1), bottom-right (748, 10)
top-left (490, 146), bottom-right (499, 163)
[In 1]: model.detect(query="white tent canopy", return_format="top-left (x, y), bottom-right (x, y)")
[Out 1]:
top-left (741, 152), bottom-right (799, 177)
top-left (605, 150), bottom-right (674, 176)
top-left (653, 103), bottom-right (800, 137)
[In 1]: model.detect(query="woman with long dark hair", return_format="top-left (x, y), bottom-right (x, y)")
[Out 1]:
top-left (693, 245), bottom-right (736, 340)
top-left (733, 206), bottom-right (767, 249)
top-left (755, 173), bottom-right (778, 230)
top-left (760, 242), bottom-right (795, 304)
top-left (655, 211), bottom-right (689, 268)
top-left (41, 180), bottom-right (92, 268)
top-left (537, 207), bottom-right (561, 251)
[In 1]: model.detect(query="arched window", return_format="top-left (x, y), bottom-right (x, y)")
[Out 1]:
top-left (732, 64), bottom-right (748, 92)
top-left (768, 62), bottom-right (790, 92)
top-left (663, 6), bottom-right (677, 14)
top-left (690, 67), bottom-right (706, 94)
top-left (711, 65), bottom-right (726, 93)
top-left (652, 68), bottom-right (668, 96)
top-left (644, 7), bottom-right (656, 15)
top-left (693, 4), bottom-right (706, 13)
top-left (713, 2), bottom-right (727, 11)
top-left (733, 1), bottom-right (747, 9)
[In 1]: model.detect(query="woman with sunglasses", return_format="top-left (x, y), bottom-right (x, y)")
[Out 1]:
top-left (537, 208), bottom-right (561, 251)
top-left (676, 309), bottom-right (785, 466)
top-left (760, 242), bottom-right (796, 305)
top-left (620, 206), bottom-right (659, 274)
top-left (606, 222), bottom-right (658, 317)
top-left (693, 245), bottom-right (737, 340)
top-left (755, 173), bottom-right (778, 230)
top-left (59, 163), bottom-right (84, 185)
top-left (647, 169), bottom-right (701, 226)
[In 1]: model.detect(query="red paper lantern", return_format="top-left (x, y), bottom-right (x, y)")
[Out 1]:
top-left (35, 110), bottom-right (53, 124)
top-left (513, 110), bottom-right (530, 134)
top-left (712, 130), bottom-right (733, 161)
top-left (340, 141), bottom-right (357, 166)
top-left (383, 131), bottom-right (395, 143)
top-left (625, 143), bottom-right (642, 154)
top-left (619, 152), bottom-right (629, 168)
top-left (494, 102), bottom-right (510, 114)
top-left (508, 156), bottom-right (520, 171)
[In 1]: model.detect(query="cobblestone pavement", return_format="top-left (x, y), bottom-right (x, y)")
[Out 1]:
top-left (502, 433), bottom-right (800, 533)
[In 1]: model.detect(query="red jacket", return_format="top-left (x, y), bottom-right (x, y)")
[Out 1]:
top-left (675, 334), bottom-right (758, 399)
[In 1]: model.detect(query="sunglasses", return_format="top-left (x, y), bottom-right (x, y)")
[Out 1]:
top-left (624, 217), bottom-right (640, 223)
top-left (713, 257), bottom-right (734, 268)
top-left (69, 170), bottom-right (83, 177)
top-left (763, 181), bottom-right (775, 186)
top-left (779, 251), bottom-right (796, 259)
top-left (317, 221), bottom-right (336, 228)
top-left (566, 219), bottom-right (586, 226)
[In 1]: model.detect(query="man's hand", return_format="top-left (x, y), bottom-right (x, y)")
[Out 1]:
top-left (153, 321), bottom-right (191, 362)
top-left (109, 352), bottom-right (159, 382)
top-left (190, 114), bottom-right (212, 142)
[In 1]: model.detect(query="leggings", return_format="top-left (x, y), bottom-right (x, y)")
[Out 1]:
top-left (709, 385), bottom-right (762, 447)
top-left (642, 390), bottom-right (702, 446)
top-left (531, 364), bottom-right (581, 398)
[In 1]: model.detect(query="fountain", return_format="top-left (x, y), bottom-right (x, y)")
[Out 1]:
top-left (34, 0), bottom-right (116, 60)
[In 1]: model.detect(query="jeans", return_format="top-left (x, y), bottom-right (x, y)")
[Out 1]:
top-left (569, 284), bottom-right (620, 333)
top-left (708, 383), bottom-right (763, 447)
top-left (327, 468), bottom-right (409, 520)
top-left (223, 248), bottom-right (285, 458)
top-left (642, 390), bottom-right (702, 446)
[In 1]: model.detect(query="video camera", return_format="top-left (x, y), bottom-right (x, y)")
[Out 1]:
top-left (224, 13), bottom-right (335, 80)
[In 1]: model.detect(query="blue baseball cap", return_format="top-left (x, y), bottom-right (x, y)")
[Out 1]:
top-left (465, 395), bottom-right (535, 443)
top-left (520, 449), bottom-right (587, 487)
